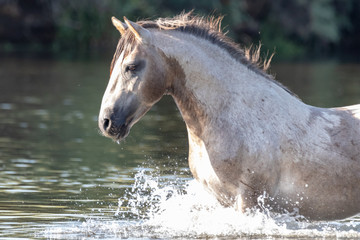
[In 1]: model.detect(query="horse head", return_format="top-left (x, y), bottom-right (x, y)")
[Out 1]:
top-left (98, 17), bottom-right (169, 141)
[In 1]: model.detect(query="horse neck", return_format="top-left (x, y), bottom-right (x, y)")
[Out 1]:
top-left (153, 30), bottom-right (309, 143)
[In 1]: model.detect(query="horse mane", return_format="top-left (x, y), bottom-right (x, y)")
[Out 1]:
top-left (111, 12), bottom-right (295, 96)
top-left (151, 12), bottom-right (273, 75)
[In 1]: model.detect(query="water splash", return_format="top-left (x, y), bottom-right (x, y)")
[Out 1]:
top-left (44, 169), bottom-right (360, 239)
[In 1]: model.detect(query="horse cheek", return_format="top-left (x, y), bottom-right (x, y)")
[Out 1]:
top-left (142, 71), bottom-right (166, 104)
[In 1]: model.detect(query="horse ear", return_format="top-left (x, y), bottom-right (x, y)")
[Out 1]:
top-left (123, 16), bottom-right (152, 44)
top-left (112, 16), bottom-right (127, 35)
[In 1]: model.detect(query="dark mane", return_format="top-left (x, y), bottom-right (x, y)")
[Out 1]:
top-left (111, 12), bottom-right (295, 96)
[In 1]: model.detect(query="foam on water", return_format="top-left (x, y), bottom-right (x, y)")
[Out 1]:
top-left (43, 170), bottom-right (360, 239)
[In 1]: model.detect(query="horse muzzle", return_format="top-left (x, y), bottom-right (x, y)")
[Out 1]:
top-left (99, 115), bottom-right (132, 140)
top-left (99, 110), bottom-right (134, 141)
top-left (98, 94), bottom-right (139, 141)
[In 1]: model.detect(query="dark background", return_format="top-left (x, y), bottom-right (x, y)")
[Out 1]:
top-left (1, 0), bottom-right (360, 61)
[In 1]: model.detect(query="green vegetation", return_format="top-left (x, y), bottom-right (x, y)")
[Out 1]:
top-left (1, 0), bottom-right (359, 60)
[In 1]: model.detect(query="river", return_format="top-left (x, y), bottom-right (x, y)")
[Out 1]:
top-left (0, 58), bottom-right (360, 239)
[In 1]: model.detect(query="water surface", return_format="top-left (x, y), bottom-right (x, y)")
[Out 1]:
top-left (0, 58), bottom-right (359, 239)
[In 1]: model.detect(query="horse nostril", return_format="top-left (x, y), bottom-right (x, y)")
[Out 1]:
top-left (103, 118), bottom-right (111, 131)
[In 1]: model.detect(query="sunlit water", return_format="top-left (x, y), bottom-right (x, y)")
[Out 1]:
top-left (0, 58), bottom-right (360, 239)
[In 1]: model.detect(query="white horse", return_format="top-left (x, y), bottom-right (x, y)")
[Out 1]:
top-left (98, 13), bottom-right (360, 220)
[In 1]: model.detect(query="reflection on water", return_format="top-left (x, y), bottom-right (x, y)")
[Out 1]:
top-left (0, 58), bottom-right (359, 239)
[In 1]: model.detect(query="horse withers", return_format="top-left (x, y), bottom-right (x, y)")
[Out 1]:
top-left (98, 13), bottom-right (360, 220)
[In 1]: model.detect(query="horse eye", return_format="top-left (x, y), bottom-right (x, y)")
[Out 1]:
top-left (125, 60), bottom-right (144, 73)
top-left (126, 65), bottom-right (137, 72)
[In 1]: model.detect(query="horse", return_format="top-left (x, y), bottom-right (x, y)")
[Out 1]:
top-left (98, 13), bottom-right (360, 221)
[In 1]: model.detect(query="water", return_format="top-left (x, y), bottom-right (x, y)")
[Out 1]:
top-left (0, 58), bottom-right (360, 239)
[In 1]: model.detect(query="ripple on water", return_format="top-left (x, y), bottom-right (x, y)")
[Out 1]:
top-left (0, 103), bottom-right (14, 110)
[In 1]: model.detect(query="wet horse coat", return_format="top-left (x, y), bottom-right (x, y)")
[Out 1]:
top-left (98, 13), bottom-right (360, 220)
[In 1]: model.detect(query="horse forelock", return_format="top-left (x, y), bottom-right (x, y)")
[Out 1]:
top-left (110, 12), bottom-right (295, 96)
top-left (110, 30), bottom-right (139, 76)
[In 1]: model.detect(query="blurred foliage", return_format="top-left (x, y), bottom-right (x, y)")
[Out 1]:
top-left (0, 0), bottom-right (359, 60)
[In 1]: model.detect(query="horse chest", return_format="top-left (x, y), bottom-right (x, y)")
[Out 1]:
top-left (187, 133), bottom-right (219, 187)
top-left (187, 132), bottom-right (246, 207)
